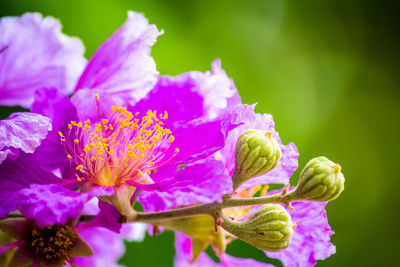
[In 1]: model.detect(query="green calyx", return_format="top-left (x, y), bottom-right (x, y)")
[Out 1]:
top-left (221, 204), bottom-right (293, 252)
top-left (292, 156), bottom-right (345, 202)
top-left (99, 184), bottom-right (136, 217)
top-left (232, 130), bottom-right (282, 190)
top-left (154, 215), bottom-right (226, 262)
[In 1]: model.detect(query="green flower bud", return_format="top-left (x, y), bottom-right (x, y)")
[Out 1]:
top-left (233, 130), bottom-right (282, 190)
top-left (221, 204), bottom-right (293, 252)
top-left (292, 156), bottom-right (345, 202)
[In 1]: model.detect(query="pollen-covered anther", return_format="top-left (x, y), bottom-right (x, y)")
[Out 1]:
top-left (59, 99), bottom-right (178, 187)
top-left (28, 224), bottom-right (79, 262)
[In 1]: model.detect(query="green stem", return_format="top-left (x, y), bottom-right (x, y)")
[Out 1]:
top-left (130, 191), bottom-right (295, 224)
top-left (1, 191), bottom-right (296, 225)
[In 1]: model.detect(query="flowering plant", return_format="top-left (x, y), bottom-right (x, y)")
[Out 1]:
top-left (0, 12), bottom-right (344, 267)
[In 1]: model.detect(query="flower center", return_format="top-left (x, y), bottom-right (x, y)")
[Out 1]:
top-left (59, 95), bottom-right (179, 186)
top-left (28, 224), bottom-right (78, 262)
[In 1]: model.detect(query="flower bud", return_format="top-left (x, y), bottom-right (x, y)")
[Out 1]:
top-left (221, 204), bottom-right (293, 252)
top-left (233, 130), bottom-right (282, 190)
top-left (292, 156), bottom-right (344, 202)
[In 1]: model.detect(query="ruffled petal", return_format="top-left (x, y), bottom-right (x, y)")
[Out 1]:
top-left (32, 88), bottom-right (79, 173)
top-left (128, 105), bottom-right (253, 193)
top-left (0, 153), bottom-right (60, 217)
top-left (265, 200), bottom-right (336, 266)
top-left (75, 11), bottom-right (162, 106)
top-left (130, 75), bottom-right (204, 127)
top-left (131, 59), bottom-right (240, 126)
top-left (138, 158), bottom-right (232, 212)
top-left (169, 104), bottom-right (254, 165)
top-left (17, 184), bottom-right (111, 227)
top-left (198, 59), bottom-right (240, 118)
top-left (0, 13), bottom-right (86, 108)
top-left (0, 112), bottom-right (52, 164)
top-left (218, 108), bottom-right (299, 188)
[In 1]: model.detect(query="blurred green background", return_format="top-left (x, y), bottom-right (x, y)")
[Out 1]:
top-left (1, 0), bottom-right (399, 266)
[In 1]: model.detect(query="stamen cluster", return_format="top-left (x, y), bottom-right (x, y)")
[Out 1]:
top-left (28, 224), bottom-right (78, 262)
top-left (59, 97), bottom-right (179, 186)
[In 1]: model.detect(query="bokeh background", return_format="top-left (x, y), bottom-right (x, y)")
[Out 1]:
top-left (1, 0), bottom-right (399, 266)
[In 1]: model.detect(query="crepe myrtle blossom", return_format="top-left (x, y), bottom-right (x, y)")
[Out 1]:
top-left (0, 171), bottom-right (106, 266)
top-left (0, 10), bottom-right (247, 215)
top-left (38, 89), bottom-right (245, 215)
top-left (0, 10), bottom-right (345, 267)
top-left (0, 153), bottom-right (145, 267)
top-left (138, 105), bottom-right (298, 213)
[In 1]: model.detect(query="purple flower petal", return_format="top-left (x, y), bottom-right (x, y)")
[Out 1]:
top-left (138, 158), bottom-right (232, 212)
top-left (17, 183), bottom-right (111, 227)
top-left (75, 11), bottom-right (162, 106)
top-left (131, 59), bottom-right (240, 126)
top-left (219, 108), bottom-right (299, 188)
top-left (174, 232), bottom-right (272, 267)
top-left (70, 88), bottom-right (116, 122)
top-left (0, 112), bottom-right (52, 164)
top-left (0, 13), bottom-right (86, 108)
top-left (130, 75), bottom-right (204, 126)
top-left (175, 232), bottom-right (221, 267)
top-left (80, 200), bottom-right (122, 233)
top-left (0, 152), bottom-right (60, 217)
top-left (128, 105), bottom-right (252, 194)
top-left (220, 254), bottom-right (274, 267)
top-left (170, 104), bottom-right (253, 165)
top-left (120, 222), bottom-right (147, 242)
top-left (265, 200), bottom-right (336, 267)
top-left (31, 88), bottom-right (79, 174)
top-left (81, 197), bottom-right (147, 242)
top-left (197, 59), bottom-right (240, 119)
top-left (75, 227), bottom-right (126, 267)
top-left (0, 240), bottom-right (25, 255)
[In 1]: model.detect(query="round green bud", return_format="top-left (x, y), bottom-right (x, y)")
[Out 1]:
top-left (233, 130), bottom-right (282, 190)
top-left (221, 204), bottom-right (293, 252)
top-left (292, 156), bottom-right (345, 202)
